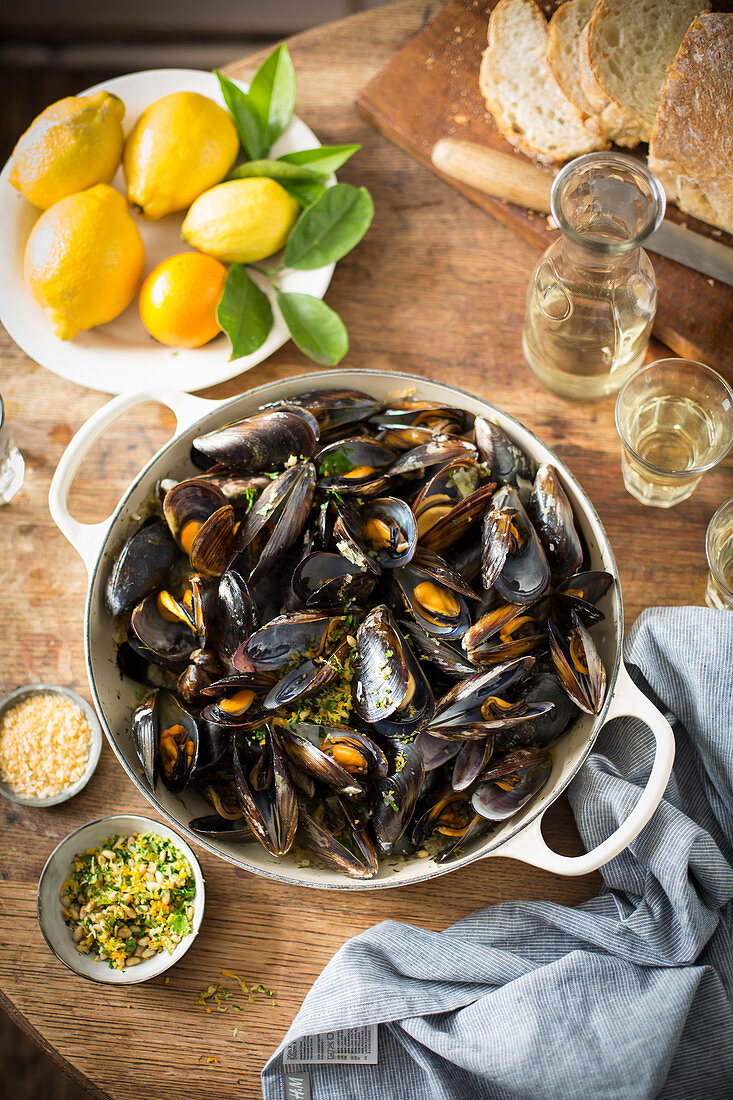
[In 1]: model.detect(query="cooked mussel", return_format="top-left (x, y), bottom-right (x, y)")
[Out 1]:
top-left (200, 673), bottom-right (271, 727)
top-left (370, 741), bottom-right (425, 857)
top-left (233, 727), bottom-right (298, 856)
top-left (130, 593), bottom-right (198, 664)
top-left (395, 550), bottom-right (475, 640)
top-left (192, 407), bottom-right (319, 471)
top-left (131, 690), bottom-right (198, 793)
top-left (297, 795), bottom-right (379, 879)
top-left (490, 485), bottom-right (550, 605)
top-left (267, 389), bottom-right (379, 435)
top-left (316, 436), bottom-right (397, 497)
top-left (105, 519), bottom-right (179, 617)
top-left (471, 748), bottom-right (552, 820)
top-left (548, 611), bottom-right (607, 715)
top-left (528, 464), bottom-right (583, 581)
top-left (217, 570), bottom-right (257, 672)
top-left (462, 599), bottom-right (546, 666)
top-left (334, 497), bottom-right (417, 574)
top-left (188, 814), bottom-right (255, 842)
top-left (428, 657), bottom-right (536, 739)
top-left (234, 611), bottom-right (347, 673)
top-left (353, 605), bottom-right (434, 737)
top-left (291, 551), bottom-right (375, 608)
top-left (474, 418), bottom-right (534, 502)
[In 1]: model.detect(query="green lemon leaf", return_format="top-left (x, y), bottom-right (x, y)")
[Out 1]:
top-left (277, 291), bottom-right (348, 366)
top-left (247, 43), bottom-right (296, 150)
top-left (217, 265), bottom-right (274, 361)
top-left (214, 70), bottom-right (267, 161)
top-left (279, 178), bottom-right (328, 209)
top-left (284, 183), bottom-right (374, 269)
top-left (279, 144), bottom-right (361, 175)
top-left (228, 159), bottom-right (324, 182)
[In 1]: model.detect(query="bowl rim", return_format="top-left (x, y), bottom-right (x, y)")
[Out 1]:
top-left (37, 812), bottom-right (206, 984)
top-left (83, 368), bottom-right (623, 889)
top-left (0, 684), bottom-right (103, 807)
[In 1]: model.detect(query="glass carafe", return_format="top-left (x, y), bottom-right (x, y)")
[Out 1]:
top-left (522, 153), bottom-right (666, 400)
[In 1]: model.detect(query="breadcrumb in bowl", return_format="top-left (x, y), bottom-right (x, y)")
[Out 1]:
top-left (0, 684), bottom-right (102, 806)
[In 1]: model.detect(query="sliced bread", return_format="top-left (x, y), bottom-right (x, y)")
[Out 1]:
top-left (480, 0), bottom-right (607, 162)
top-left (547, 0), bottom-right (607, 140)
top-left (649, 13), bottom-right (733, 235)
top-left (580, 0), bottom-right (709, 147)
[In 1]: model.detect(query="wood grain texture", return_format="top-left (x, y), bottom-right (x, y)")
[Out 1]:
top-left (0, 4), bottom-right (730, 1099)
top-left (356, 0), bottom-right (733, 380)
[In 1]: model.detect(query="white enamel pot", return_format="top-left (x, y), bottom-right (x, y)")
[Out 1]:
top-left (49, 370), bottom-right (675, 890)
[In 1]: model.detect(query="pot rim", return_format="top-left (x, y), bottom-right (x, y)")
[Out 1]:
top-left (84, 368), bottom-right (622, 889)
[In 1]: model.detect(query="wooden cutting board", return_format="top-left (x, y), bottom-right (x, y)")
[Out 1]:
top-left (356, 0), bottom-right (733, 381)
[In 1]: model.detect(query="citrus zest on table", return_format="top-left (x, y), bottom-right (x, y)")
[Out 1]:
top-left (0, 693), bottom-right (90, 798)
top-left (60, 832), bottom-right (195, 969)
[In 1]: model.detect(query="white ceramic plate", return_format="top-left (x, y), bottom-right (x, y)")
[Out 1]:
top-left (37, 814), bottom-right (205, 983)
top-left (0, 69), bottom-right (335, 394)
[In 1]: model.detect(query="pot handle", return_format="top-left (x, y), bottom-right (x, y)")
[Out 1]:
top-left (48, 388), bottom-right (219, 576)
top-left (484, 661), bottom-right (675, 877)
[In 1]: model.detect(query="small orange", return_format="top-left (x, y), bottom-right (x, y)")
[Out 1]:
top-left (139, 252), bottom-right (227, 348)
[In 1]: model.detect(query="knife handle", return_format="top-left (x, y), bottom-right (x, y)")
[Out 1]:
top-left (431, 138), bottom-right (553, 214)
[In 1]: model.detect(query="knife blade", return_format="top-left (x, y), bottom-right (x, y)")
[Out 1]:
top-left (431, 138), bottom-right (733, 287)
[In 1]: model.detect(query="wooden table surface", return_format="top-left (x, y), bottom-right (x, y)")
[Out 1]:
top-left (1, 3), bottom-right (730, 1098)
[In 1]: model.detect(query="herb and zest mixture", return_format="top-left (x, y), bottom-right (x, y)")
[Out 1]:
top-left (61, 832), bottom-right (195, 969)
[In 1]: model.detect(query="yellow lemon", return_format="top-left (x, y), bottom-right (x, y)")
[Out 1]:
top-left (9, 90), bottom-right (125, 210)
top-left (124, 92), bottom-right (239, 220)
top-left (24, 183), bottom-right (145, 340)
top-left (181, 178), bottom-right (299, 264)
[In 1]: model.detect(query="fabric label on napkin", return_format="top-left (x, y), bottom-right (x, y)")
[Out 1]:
top-left (283, 1072), bottom-right (311, 1100)
top-left (283, 1025), bottom-right (378, 1065)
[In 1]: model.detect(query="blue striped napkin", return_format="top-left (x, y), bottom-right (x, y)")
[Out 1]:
top-left (262, 607), bottom-right (733, 1100)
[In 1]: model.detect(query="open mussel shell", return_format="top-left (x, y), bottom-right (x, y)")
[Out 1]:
top-left (474, 418), bottom-right (534, 502)
top-left (370, 742), bottom-right (425, 857)
top-left (189, 505), bottom-right (236, 577)
top-left (412, 784), bottom-right (478, 847)
top-left (335, 497), bottom-right (418, 574)
top-left (387, 436), bottom-right (478, 478)
top-left (481, 506), bottom-right (512, 591)
top-left (297, 796), bottom-right (379, 879)
top-left (415, 730), bottom-right (461, 771)
top-left (418, 479), bottom-right (497, 555)
top-left (316, 436), bottom-right (397, 496)
top-left (429, 656), bottom-right (534, 735)
top-left (265, 389), bottom-right (379, 436)
top-left (434, 813), bottom-right (493, 863)
top-left (291, 552), bottom-right (375, 609)
top-left (353, 606), bottom-right (434, 738)
top-left (548, 612), bottom-right (607, 715)
top-left (263, 636), bottom-right (350, 710)
top-left (177, 647), bottom-right (223, 704)
top-left (105, 519), bottom-right (179, 617)
top-left (234, 611), bottom-right (345, 673)
top-left (188, 814), bottom-right (255, 841)
top-left (235, 460), bottom-right (316, 587)
top-left (401, 618), bottom-right (479, 679)
top-left (233, 728), bottom-right (298, 856)
top-left (131, 593), bottom-right (198, 663)
top-left (192, 407), bottom-right (319, 471)
top-left (396, 548), bottom-right (477, 640)
top-left (452, 736), bottom-right (495, 791)
top-left (116, 641), bottom-right (180, 690)
top-left (528, 464), bottom-right (583, 581)
top-left (471, 748), bottom-right (552, 821)
top-left (505, 672), bottom-right (579, 747)
top-left (491, 486), bottom-right (550, 605)
top-left (462, 599), bottom-right (547, 666)
top-left (371, 400), bottom-right (473, 438)
top-left (200, 674), bottom-right (268, 728)
top-left (163, 478), bottom-right (229, 555)
top-left (192, 470), bottom-right (270, 505)
top-left (276, 722), bottom-right (386, 799)
top-left (558, 570), bottom-right (614, 606)
top-left (132, 690), bottom-right (199, 794)
top-left (217, 570), bottom-right (256, 672)
top-left (412, 457), bottom-right (485, 534)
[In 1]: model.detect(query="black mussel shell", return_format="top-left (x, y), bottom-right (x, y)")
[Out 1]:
top-left (189, 505), bottom-right (236, 577)
top-left (263, 636), bottom-right (350, 710)
top-left (481, 506), bottom-right (512, 591)
top-left (472, 748), bottom-right (552, 821)
top-left (434, 813), bottom-right (493, 863)
top-left (233, 729), bottom-right (298, 856)
top-left (503, 673), bottom-right (579, 747)
top-left (163, 478), bottom-right (229, 554)
top-left (316, 436), bottom-right (397, 496)
top-left (411, 784), bottom-right (476, 846)
top-left (491, 486), bottom-right (550, 605)
top-left (217, 570), bottom-right (256, 672)
top-left (131, 593), bottom-right (198, 663)
top-left (558, 571), bottom-right (614, 606)
top-left (353, 606), bottom-right (434, 737)
top-left (401, 618), bottom-right (479, 679)
top-left (528, 465), bottom-right (583, 581)
top-left (419, 480), bottom-right (497, 555)
top-left (291, 552), bottom-right (375, 608)
top-left (116, 641), bottom-right (179, 690)
top-left (430, 657), bottom-right (534, 734)
top-left (192, 407), bottom-right (319, 471)
top-left (235, 461), bottom-right (316, 587)
top-left (234, 611), bottom-right (345, 673)
top-left (297, 796), bottom-right (378, 879)
top-left (266, 389), bottom-right (379, 435)
top-left (177, 647), bottom-right (223, 704)
top-left (548, 613), bottom-right (607, 715)
top-left (105, 519), bottom-right (179, 617)
top-left (131, 693), bottom-right (157, 787)
top-left (452, 736), bottom-right (495, 791)
top-left (370, 742), bottom-right (425, 857)
top-left (188, 815), bottom-right (254, 841)
top-left (395, 562), bottom-right (472, 640)
top-left (462, 600), bottom-right (546, 666)
top-left (192, 470), bottom-right (270, 505)
top-left (415, 730), bottom-right (461, 771)
top-left (276, 724), bottom-right (365, 799)
top-left (474, 418), bottom-right (534, 502)
top-left (335, 497), bottom-right (418, 574)
top-left (132, 690), bottom-right (199, 793)
top-left (387, 436), bottom-right (478, 477)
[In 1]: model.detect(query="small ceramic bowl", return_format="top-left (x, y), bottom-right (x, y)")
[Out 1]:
top-left (0, 684), bottom-right (103, 807)
top-left (37, 814), bottom-right (206, 984)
